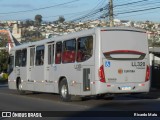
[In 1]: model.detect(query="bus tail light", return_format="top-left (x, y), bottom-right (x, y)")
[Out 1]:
top-left (99, 65), bottom-right (106, 83)
top-left (145, 65), bottom-right (150, 82)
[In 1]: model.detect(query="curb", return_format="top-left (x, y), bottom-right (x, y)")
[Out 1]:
top-left (0, 80), bottom-right (8, 87)
top-left (129, 91), bottom-right (160, 99)
top-left (0, 79), bottom-right (8, 83)
top-left (0, 83), bottom-right (8, 87)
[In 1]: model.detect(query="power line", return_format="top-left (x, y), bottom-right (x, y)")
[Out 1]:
top-left (69, 0), bottom-right (107, 22)
top-left (71, 5), bottom-right (108, 22)
top-left (43, 11), bottom-right (88, 19)
top-left (117, 9), bottom-right (160, 19)
top-left (116, 6), bottom-right (160, 15)
top-left (0, 0), bottom-right (80, 15)
top-left (64, 0), bottom-right (104, 20)
top-left (114, 0), bottom-right (149, 7)
top-left (113, 0), bottom-right (160, 21)
top-left (115, 0), bottom-right (160, 13)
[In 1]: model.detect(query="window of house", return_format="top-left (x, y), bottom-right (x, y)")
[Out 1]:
top-left (77, 36), bottom-right (93, 62)
top-left (62, 39), bottom-right (76, 63)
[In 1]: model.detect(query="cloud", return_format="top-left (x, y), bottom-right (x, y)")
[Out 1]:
top-left (0, 4), bottom-right (34, 9)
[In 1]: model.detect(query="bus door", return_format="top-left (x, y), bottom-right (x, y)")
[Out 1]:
top-left (34, 45), bottom-right (45, 92)
top-left (75, 35), bottom-right (95, 95)
top-left (27, 47), bottom-right (35, 90)
top-left (45, 43), bottom-right (55, 93)
top-left (15, 50), bottom-right (21, 79)
top-left (15, 49), bottom-right (27, 89)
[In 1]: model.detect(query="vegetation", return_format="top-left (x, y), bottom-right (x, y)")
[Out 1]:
top-left (35, 14), bottom-right (42, 26)
top-left (0, 34), bottom-right (9, 74)
top-left (0, 50), bottom-right (8, 73)
top-left (22, 29), bottom-right (44, 42)
top-left (0, 34), bottom-right (7, 47)
top-left (24, 20), bottom-right (34, 27)
top-left (58, 16), bottom-right (65, 23)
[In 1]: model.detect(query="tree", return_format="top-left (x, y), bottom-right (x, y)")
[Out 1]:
top-left (53, 20), bottom-right (58, 24)
top-left (25, 20), bottom-right (34, 27)
top-left (35, 14), bottom-right (42, 26)
top-left (0, 50), bottom-right (8, 72)
top-left (0, 34), bottom-right (7, 47)
top-left (58, 16), bottom-right (65, 23)
top-left (130, 21), bottom-right (134, 27)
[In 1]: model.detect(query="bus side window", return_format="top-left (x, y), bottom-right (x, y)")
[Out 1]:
top-left (30, 48), bottom-right (35, 66)
top-left (36, 45), bottom-right (44, 66)
top-left (77, 36), bottom-right (93, 62)
top-left (22, 49), bottom-right (27, 67)
top-left (8, 56), bottom-right (14, 74)
top-left (55, 42), bottom-right (62, 64)
top-left (15, 50), bottom-right (22, 67)
top-left (48, 44), bottom-right (54, 65)
top-left (52, 44), bottom-right (54, 64)
top-left (48, 45), bottom-right (52, 64)
top-left (62, 39), bottom-right (76, 63)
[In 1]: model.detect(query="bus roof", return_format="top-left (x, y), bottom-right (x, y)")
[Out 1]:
top-left (10, 27), bottom-right (146, 51)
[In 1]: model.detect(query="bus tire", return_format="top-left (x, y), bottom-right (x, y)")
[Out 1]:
top-left (59, 78), bottom-right (71, 102)
top-left (104, 96), bottom-right (114, 100)
top-left (96, 94), bottom-right (105, 99)
top-left (17, 79), bottom-right (26, 95)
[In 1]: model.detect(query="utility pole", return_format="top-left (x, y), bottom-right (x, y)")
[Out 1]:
top-left (109, 0), bottom-right (114, 27)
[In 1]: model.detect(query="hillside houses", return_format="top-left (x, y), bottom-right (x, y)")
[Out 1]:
top-left (0, 19), bottom-right (160, 46)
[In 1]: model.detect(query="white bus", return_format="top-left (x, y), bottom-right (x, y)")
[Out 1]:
top-left (8, 27), bottom-right (150, 101)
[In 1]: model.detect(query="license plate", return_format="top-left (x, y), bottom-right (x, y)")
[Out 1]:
top-left (121, 86), bottom-right (131, 90)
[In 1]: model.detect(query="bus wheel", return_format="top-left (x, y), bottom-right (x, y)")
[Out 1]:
top-left (59, 78), bottom-right (71, 102)
top-left (17, 79), bottom-right (25, 95)
top-left (104, 97), bottom-right (114, 100)
top-left (96, 94), bottom-right (105, 99)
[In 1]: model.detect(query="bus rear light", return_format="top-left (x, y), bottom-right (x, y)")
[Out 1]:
top-left (145, 65), bottom-right (150, 82)
top-left (107, 84), bottom-right (111, 87)
top-left (99, 65), bottom-right (106, 83)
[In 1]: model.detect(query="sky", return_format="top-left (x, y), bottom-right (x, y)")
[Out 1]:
top-left (0, 0), bottom-right (159, 22)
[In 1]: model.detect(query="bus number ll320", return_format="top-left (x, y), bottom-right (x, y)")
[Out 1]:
top-left (131, 62), bottom-right (145, 69)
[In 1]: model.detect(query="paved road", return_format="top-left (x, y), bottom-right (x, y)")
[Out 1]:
top-left (0, 84), bottom-right (160, 120)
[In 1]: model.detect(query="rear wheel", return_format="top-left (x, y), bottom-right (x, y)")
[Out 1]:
top-left (104, 94), bottom-right (114, 100)
top-left (17, 79), bottom-right (25, 95)
top-left (96, 94), bottom-right (114, 100)
top-left (59, 78), bottom-right (71, 102)
top-left (96, 94), bottom-right (105, 99)
top-left (104, 96), bottom-right (114, 100)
